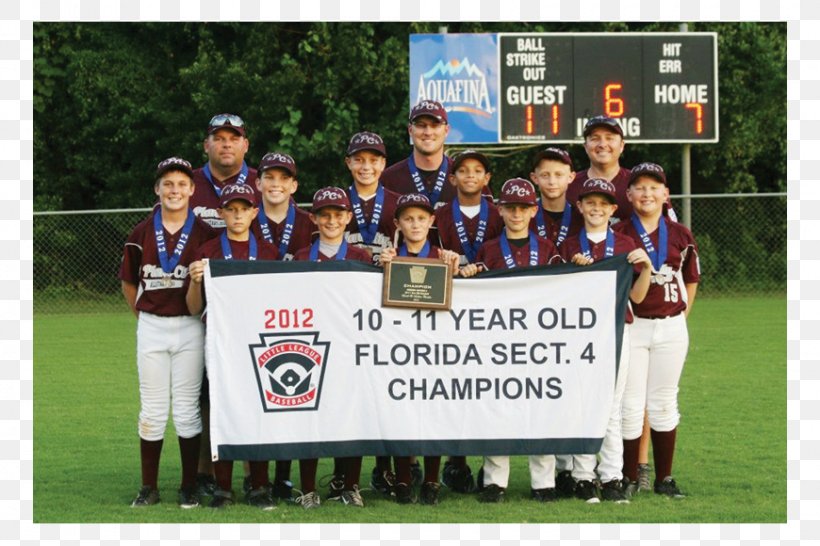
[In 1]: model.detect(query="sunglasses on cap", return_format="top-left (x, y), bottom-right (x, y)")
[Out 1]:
top-left (208, 113), bottom-right (245, 128)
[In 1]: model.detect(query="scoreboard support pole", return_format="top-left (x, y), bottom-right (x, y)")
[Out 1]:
top-left (679, 23), bottom-right (692, 230)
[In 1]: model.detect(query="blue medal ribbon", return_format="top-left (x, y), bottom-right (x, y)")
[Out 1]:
top-left (535, 200), bottom-right (572, 247)
top-left (499, 231), bottom-right (539, 269)
top-left (452, 199), bottom-right (488, 263)
top-left (308, 239), bottom-right (348, 262)
top-left (398, 241), bottom-right (430, 258)
top-left (202, 161), bottom-right (250, 197)
top-left (579, 228), bottom-right (615, 260)
top-left (349, 185), bottom-right (384, 245)
top-left (220, 231), bottom-right (257, 261)
top-left (631, 213), bottom-right (668, 271)
top-left (257, 201), bottom-right (296, 257)
top-left (153, 208), bottom-right (196, 275)
top-left (408, 154), bottom-right (448, 206)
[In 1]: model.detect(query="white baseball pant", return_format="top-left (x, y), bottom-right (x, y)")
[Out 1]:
top-left (482, 454), bottom-right (556, 489)
top-left (136, 312), bottom-right (205, 441)
top-left (621, 313), bottom-right (689, 439)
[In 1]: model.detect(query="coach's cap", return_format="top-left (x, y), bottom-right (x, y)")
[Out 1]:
top-left (629, 162), bottom-right (668, 186)
top-left (532, 147), bottom-right (573, 170)
top-left (583, 115), bottom-right (624, 138)
top-left (452, 149), bottom-right (491, 172)
top-left (577, 178), bottom-right (617, 204)
top-left (258, 152), bottom-right (297, 177)
top-left (394, 193), bottom-right (435, 218)
top-left (207, 113), bottom-right (246, 137)
top-left (498, 178), bottom-right (538, 207)
top-left (219, 182), bottom-right (257, 208)
top-left (312, 186), bottom-right (351, 212)
top-left (155, 157), bottom-right (194, 179)
top-left (409, 100), bottom-right (448, 124)
top-left (346, 131), bottom-right (387, 157)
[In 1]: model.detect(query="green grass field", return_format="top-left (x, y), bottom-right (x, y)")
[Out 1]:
top-left (33, 296), bottom-right (785, 523)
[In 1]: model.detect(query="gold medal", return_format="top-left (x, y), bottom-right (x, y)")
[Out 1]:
top-left (162, 275), bottom-right (173, 287)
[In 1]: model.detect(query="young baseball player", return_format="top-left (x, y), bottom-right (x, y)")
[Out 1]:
top-left (528, 147), bottom-right (584, 248)
top-left (252, 151), bottom-right (314, 261)
top-left (186, 183), bottom-right (280, 510)
top-left (613, 162), bottom-right (700, 498)
top-left (378, 193), bottom-right (460, 505)
top-left (558, 178), bottom-right (653, 504)
top-left (190, 113), bottom-right (260, 230)
top-left (292, 187), bottom-right (371, 509)
top-left (460, 178), bottom-right (561, 503)
top-left (433, 149), bottom-right (504, 268)
top-left (343, 131), bottom-right (399, 267)
top-left (119, 157), bottom-right (218, 508)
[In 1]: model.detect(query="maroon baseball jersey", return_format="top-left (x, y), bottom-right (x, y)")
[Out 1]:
top-left (559, 230), bottom-right (641, 323)
top-left (381, 156), bottom-right (494, 206)
top-left (613, 217), bottom-right (700, 319)
top-left (475, 233), bottom-right (560, 271)
top-left (119, 206), bottom-right (218, 316)
top-left (528, 203), bottom-right (585, 248)
top-left (190, 165), bottom-right (260, 230)
top-left (567, 167), bottom-right (633, 222)
top-left (433, 200), bottom-right (505, 266)
top-left (250, 203), bottom-right (315, 261)
top-left (344, 185), bottom-right (399, 265)
top-left (292, 243), bottom-right (372, 263)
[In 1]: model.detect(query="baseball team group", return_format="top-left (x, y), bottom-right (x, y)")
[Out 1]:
top-left (118, 99), bottom-right (700, 511)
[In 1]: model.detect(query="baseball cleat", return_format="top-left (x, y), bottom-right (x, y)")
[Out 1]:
top-left (637, 464), bottom-right (652, 492)
top-left (246, 486), bottom-right (277, 510)
top-left (530, 487), bottom-right (559, 502)
top-left (393, 482), bottom-right (414, 504)
top-left (177, 485), bottom-right (200, 509)
top-left (209, 489), bottom-right (235, 509)
top-left (131, 486), bottom-right (160, 507)
top-left (478, 484), bottom-right (506, 503)
top-left (370, 468), bottom-right (397, 496)
top-left (340, 485), bottom-right (365, 507)
top-left (575, 480), bottom-right (601, 504)
top-left (442, 461), bottom-right (476, 493)
top-left (295, 490), bottom-right (322, 509)
top-left (195, 473), bottom-right (217, 497)
top-left (600, 479), bottom-right (630, 504)
top-left (555, 470), bottom-right (576, 498)
top-left (654, 476), bottom-right (686, 498)
top-left (420, 481), bottom-right (441, 505)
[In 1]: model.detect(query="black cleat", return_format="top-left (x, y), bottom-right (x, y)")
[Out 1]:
top-left (531, 487), bottom-right (559, 502)
top-left (393, 482), bottom-right (415, 504)
top-left (442, 461), bottom-right (476, 493)
top-left (477, 483), bottom-right (506, 503)
top-left (600, 479), bottom-right (630, 504)
top-left (370, 468), bottom-right (397, 496)
top-left (575, 480), bottom-right (600, 504)
top-left (177, 485), bottom-right (200, 509)
top-left (654, 476), bottom-right (685, 498)
top-left (420, 481), bottom-right (441, 505)
top-left (209, 489), bottom-right (235, 509)
top-left (131, 486), bottom-right (160, 507)
top-left (555, 470), bottom-right (576, 498)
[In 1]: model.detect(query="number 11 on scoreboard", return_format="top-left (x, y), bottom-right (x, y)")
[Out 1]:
top-left (524, 105), bottom-right (561, 135)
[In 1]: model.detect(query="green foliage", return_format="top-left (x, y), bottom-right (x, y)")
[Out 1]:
top-left (34, 22), bottom-right (785, 210)
top-left (33, 297), bottom-right (785, 522)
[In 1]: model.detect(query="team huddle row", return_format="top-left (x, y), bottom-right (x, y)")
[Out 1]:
top-left (119, 101), bottom-right (700, 511)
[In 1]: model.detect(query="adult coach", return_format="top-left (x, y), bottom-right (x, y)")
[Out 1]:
top-left (191, 113), bottom-right (260, 229)
top-left (382, 100), bottom-right (493, 208)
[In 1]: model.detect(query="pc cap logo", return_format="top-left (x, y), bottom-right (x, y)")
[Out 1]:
top-left (219, 182), bottom-right (257, 208)
top-left (249, 333), bottom-right (330, 412)
top-left (346, 131), bottom-right (387, 157)
top-left (629, 162), bottom-right (667, 186)
top-left (578, 177), bottom-right (617, 203)
top-left (499, 178), bottom-right (537, 206)
top-left (312, 186), bottom-right (351, 212)
top-left (395, 192), bottom-right (434, 218)
top-left (258, 152), bottom-right (297, 176)
top-left (410, 100), bottom-right (448, 123)
top-left (155, 157), bottom-right (194, 179)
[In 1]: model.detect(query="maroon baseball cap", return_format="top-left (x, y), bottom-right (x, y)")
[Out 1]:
top-left (346, 131), bottom-right (387, 157)
top-left (258, 152), bottom-right (297, 177)
top-left (219, 182), bottom-right (257, 208)
top-left (452, 149), bottom-right (491, 172)
top-left (532, 147), bottom-right (573, 170)
top-left (311, 187), bottom-right (351, 212)
top-left (207, 113), bottom-right (246, 137)
top-left (583, 115), bottom-right (624, 138)
top-left (498, 178), bottom-right (538, 206)
top-left (155, 157), bottom-right (194, 179)
top-left (394, 193), bottom-right (435, 218)
top-left (409, 100), bottom-right (448, 124)
top-left (629, 162), bottom-right (668, 186)
top-left (577, 178), bottom-right (617, 204)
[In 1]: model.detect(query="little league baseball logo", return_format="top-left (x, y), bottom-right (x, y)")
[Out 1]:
top-left (249, 332), bottom-right (330, 412)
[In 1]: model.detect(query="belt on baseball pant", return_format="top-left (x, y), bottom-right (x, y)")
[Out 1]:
top-left (636, 311), bottom-right (683, 320)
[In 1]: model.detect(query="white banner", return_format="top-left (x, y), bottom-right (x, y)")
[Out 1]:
top-left (204, 258), bottom-right (632, 460)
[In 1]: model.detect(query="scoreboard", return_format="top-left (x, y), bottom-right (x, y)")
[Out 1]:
top-left (498, 33), bottom-right (718, 143)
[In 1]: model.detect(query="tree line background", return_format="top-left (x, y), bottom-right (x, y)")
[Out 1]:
top-left (34, 21), bottom-right (785, 210)
top-left (32, 22), bottom-right (786, 302)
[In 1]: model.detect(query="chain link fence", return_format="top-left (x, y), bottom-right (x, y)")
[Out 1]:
top-left (33, 194), bottom-right (785, 315)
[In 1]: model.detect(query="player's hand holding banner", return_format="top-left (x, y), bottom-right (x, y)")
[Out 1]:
top-left (203, 258), bottom-right (632, 462)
